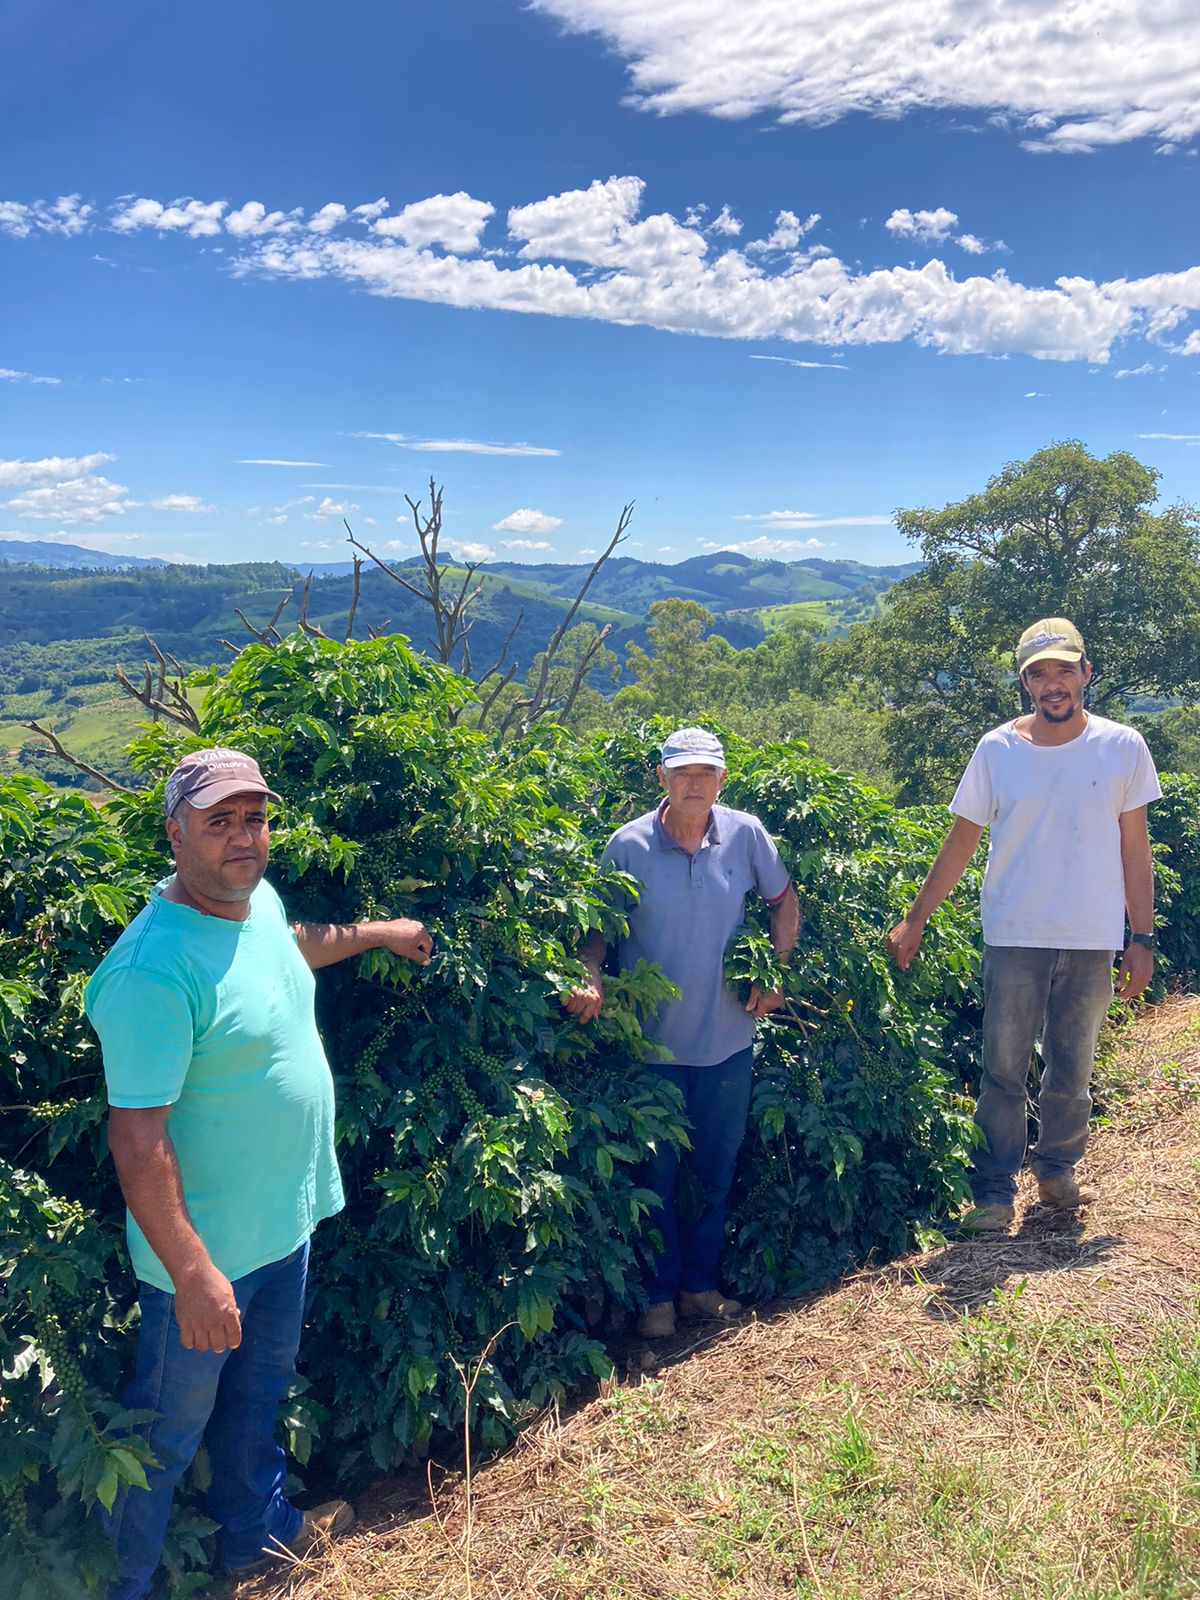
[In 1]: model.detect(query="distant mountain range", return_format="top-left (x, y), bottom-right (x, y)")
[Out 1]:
top-left (0, 538), bottom-right (169, 569)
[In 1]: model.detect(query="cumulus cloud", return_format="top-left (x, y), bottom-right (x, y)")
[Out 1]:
top-left (12, 179), bottom-right (1200, 365)
top-left (146, 494), bottom-right (214, 513)
top-left (307, 203), bottom-right (348, 235)
top-left (0, 452), bottom-right (115, 488)
top-left (527, 0), bottom-right (1200, 152)
top-left (0, 367), bottom-right (61, 384)
top-left (709, 204), bottom-right (742, 236)
top-left (956, 233), bottom-right (986, 255)
top-left (886, 207), bottom-right (959, 242)
top-left (111, 196), bottom-right (227, 237)
top-left (444, 540), bottom-right (495, 563)
top-left (0, 194), bottom-right (92, 238)
top-left (747, 210), bottom-right (820, 252)
top-left (304, 496), bottom-right (358, 518)
top-left (357, 432), bottom-right (561, 456)
top-left (373, 192), bottom-right (495, 252)
top-left (503, 538), bottom-right (555, 550)
top-left (492, 507), bottom-right (563, 535)
top-left (224, 202), bottom-right (303, 238)
top-left (6, 474), bottom-right (130, 523)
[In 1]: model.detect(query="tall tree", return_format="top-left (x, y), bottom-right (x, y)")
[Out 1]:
top-left (839, 441), bottom-right (1200, 799)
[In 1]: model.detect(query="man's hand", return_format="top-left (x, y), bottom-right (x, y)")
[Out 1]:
top-left (885, 916), bottom-right (925, 971)
top-left (746, 983), bottom-right (784, 1017)
top-left (1116, 942), bottom-right (1154, 1001)
top-left (562, 972), bottom-right (604, 1024)
top-left (173, 1260), bottom-right (242, 1353)
top-left (373, 918), bottom-right (433, 966)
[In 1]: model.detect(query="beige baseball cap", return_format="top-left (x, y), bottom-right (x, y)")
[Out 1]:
top-left (163, 748), bottom-right (281, 817)
top-left (1016, 618), bottom-right (1086, 673)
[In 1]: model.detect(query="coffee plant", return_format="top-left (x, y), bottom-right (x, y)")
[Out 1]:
top-left (2, 633), bottom-right (1196, 1593)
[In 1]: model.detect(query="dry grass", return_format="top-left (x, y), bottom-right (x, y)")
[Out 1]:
top-left (228, 996), bottom-right (1200, 1600)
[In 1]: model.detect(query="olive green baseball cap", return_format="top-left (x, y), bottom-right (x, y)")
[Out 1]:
top-left (1016, 617), bottom-right (1085, 672)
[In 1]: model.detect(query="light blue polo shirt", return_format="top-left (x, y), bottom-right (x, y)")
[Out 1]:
top-left (85, 879), bottom-right (344, 1292)
top-left (600, 802), bottom-right (790, 1066)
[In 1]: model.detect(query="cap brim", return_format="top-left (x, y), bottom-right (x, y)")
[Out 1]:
top-left (1019, 648), bottom-right (1082, 670)
top-left (661, 754), bottom-right (726, 769)
top-left (185, 779), bottom-right (282, 810)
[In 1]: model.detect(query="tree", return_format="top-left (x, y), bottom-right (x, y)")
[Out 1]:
top-left (839, 442), bottom-right (1200, 799)
top-left (615, 599), bottom-right (727, 719)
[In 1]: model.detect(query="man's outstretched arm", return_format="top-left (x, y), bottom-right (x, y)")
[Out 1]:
top-left (886, 815), bottom-right (985, 970)
top-left (293, 918), bottom-right (433, 969)
top-left (1117, 805), bottom-right (1155, 1001)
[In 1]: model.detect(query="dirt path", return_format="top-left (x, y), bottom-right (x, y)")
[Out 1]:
top-left (237, 997), bottom-right (1200, 1600)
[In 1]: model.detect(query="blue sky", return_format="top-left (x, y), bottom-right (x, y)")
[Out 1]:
top-left (1, 0), bottom-right (1197, 569)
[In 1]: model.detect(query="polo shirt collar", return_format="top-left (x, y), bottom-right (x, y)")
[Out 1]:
top-left (654, 797), bottom-right (722, 850)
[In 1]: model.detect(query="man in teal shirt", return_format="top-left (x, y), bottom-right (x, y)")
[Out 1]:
top-left (86, 748), bottom-right (433, 1599)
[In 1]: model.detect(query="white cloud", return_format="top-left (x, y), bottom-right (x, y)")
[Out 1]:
top-left (111, 196), bottom-right (227, 238)
top-left (1138, 432), bottom-right (1200, 441)
top-left (444, 540), bottom-right (495, 563)
top-left (528, 1), bottom-right (1200, 152)
top-left (307, 203), bottom-right (348, 235)
top-left (705, 535), bottom-right (830, 557)
top-left (503, 538), bottom-right (555, 550)
top-left (353, 198), bottom-right (389, 222)
top-left (146, 494), bottom-right (214, 513)
top-left (304, 496), bottom-right (358, 518)
top-left (6, 474), bottom-right (131, 523)
top-left (21, 180), bottom-right (1200, 366)
top-left (0, 367), bottom-right (61, 384)
top-left (886, 207), bottom-right (958, 243)
top-left (357, 432), bottom-right (561, 456)
top-left (492, 507), bottom-right (563, 535)
top-left (262, 513), bottom-right (288, 525)
top-left (224, 202), bottom-right (303, 238)
top-left (733, 509), bottom-right (893, 530)
top-left (579, 547), bottom-right (597, 557)
top-left (747, 210), bottom-right (820, 253)
top-left (1114, 361), bottom-right (1164, 377)
top-left (0, 452), bottom-right (114, 488)
top-left (709, 204), bottom-right (742, 237)
top-left (301, 539), bottom-right (334, 549)
top-left (956, 233), bottom-right (986, 255)
top-left (657, 545), bottom-right (676, 553)
top-left (1024, 390), bottom-right (1049, 398)
top-left (0, 194), bottom-right (92, 238)
top-left (236, 458), bottom-right (333, 467)
top-left (750, 354), bottom-right (848, 371)
top-left (373, 192), bottom-right (494, 252)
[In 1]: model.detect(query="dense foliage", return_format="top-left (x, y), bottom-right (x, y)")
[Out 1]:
top-left (2, 630), bottom-right (1198, 1594)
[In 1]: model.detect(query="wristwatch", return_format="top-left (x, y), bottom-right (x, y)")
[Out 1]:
top-left (1129, 932), bottom-right (1156, 951)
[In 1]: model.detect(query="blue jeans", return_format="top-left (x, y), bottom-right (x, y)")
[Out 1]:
top-left (643, 1048), bottom-right (754, 1304)
top-left (105, 1244), bottom-right (309, 1600)
top-left (973, 946), bottom-right (1114, 1203)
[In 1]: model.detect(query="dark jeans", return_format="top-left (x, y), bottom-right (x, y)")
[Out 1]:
top-left (104, 1244), bottom-right (309, 1600)
top-left (972, 946), bottom-right (1114, 1204)
top-left (643, 1047), bottom-right (754, 1304)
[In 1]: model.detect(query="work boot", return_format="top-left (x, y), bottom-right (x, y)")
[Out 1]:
top-left (1038, 1174), bottom-right (1098, 1210)
top-left (676, 1289), bottom-right (743, 1320)
top-left (271, 1499), bottom-right (356, 1563)
top-left (227, 1499), bottom-right (356, 1576)
top-left (637, 1300), bottom-right (676, 1338)
top-left (962, 1200), bottom-right (1015, 1233)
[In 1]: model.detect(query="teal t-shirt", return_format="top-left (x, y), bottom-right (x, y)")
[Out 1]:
top-left (85, 878), bottom-right (344, 1292)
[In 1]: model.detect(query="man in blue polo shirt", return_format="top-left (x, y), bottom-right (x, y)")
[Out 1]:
top-left (565, 728), bottom-right (800, 1337)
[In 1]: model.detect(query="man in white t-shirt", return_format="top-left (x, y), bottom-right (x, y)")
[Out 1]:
top-left (886, 618), bottom-right (1161, 1231)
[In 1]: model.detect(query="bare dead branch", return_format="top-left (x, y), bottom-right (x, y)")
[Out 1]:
top-left (114, 667), bottom-right (201, 731)
top-left (234, 592), bottom-right (290, 646)
top-left (558, 622), bottom-right (614, 724)
top-left (521, 502), bottom-right (633, 731)
top-left (344, 556), bottom-right (363, 643)
top-left (476, 664), bottom-right (519, 727)
top-left (22, 722), bottom-right (137, 794)
top-left (219, 638), bottom-right (242, 656)
top-left (297, 573), bottom-right (329, 639)
top-left (477, 610), bottom-right (524, 689)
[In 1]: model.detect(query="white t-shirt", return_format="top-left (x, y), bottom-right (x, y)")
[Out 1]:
top-left (950, 714), bottom-right (1161, 951)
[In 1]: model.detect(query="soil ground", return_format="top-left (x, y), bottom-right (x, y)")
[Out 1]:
top-left (230, 996), bottom-right (1200, 1600)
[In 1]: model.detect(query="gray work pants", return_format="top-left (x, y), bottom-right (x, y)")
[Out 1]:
top-left (972, 945), bottom-right (1114, 1203)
